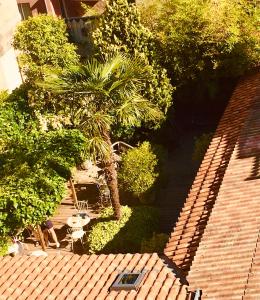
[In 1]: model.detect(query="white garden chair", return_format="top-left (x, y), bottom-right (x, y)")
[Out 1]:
top-left (74, 200), bottom-right (88, 214)
top-left (67, 227), bottom-right (85, 253)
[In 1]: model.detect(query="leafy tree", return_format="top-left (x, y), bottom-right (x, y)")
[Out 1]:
top-left (0, 87), bottom-right (86, 251)
top-left (13, 15), bottom-right (79, 80)
top-left (39, 55), bottom-right (163, 219)
top-left (92, 0), bottom-right (173, 116)
top-left (118, 142), bottom-right (158, 199)
top-left (139, 0), bottom-right (260, 83)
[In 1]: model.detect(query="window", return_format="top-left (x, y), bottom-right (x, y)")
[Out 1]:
top-left (18, 3), bottom-right (32, 20)
top-left (110, 271), bottom-right (146, 291)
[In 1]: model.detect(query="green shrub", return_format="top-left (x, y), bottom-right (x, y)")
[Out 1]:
top-left (192, 133), bottom-right (213, 162)
top-left (118, 142), bottom-right (158, 199)
top-left (87, 205), bottom-right (159, 253)
top-left (87, 206), bottom-right (131, 253)
top-left (13, 15), bottom-right (79, 80)
top-left (141, 233), bottom-right (169, 254)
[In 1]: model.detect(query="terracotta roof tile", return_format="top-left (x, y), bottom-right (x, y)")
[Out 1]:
top-left (0, 254), bottom-right (194, 299)
top-left (165, 69), bottom-right (260, 298)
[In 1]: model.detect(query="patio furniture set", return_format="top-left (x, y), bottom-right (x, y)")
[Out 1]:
top-left (66, 182), bottom-right (111, 253)
top-left (66, 200), bottom-right (90, 253)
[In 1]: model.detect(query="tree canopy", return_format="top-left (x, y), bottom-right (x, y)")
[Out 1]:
top-left (92, 0), bottom-right (173, 116)
top-left (138, 0), bottom-right (260, 84)
top-left (13, 15), bottom-right (79, 79)
top-left (0, 87), bottom-right (85, 247)
top-left (40, 55), bottom-right (163, 159)
top-left (40, 54), bottom-right (163, 219)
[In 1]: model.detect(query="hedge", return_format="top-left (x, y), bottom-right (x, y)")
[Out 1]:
top-left (87, 205), bottom-right (159, 254)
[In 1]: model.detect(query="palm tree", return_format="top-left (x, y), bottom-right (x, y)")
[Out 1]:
top-left (40, 55), bottom-right (163, 219)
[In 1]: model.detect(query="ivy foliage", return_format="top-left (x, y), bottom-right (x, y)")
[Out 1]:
top-left (139, 0), bottom-right (260, 83)
top-left (87, 205), bottom-right (159, 253)
top-left (0, 87), bottom-right (86, 244)
top-left (13, 15), bottom-right (79, 79)
top-left (92, 0), bottom-right (173, 116)
top-left (118, 142), bottom-right (158, 198)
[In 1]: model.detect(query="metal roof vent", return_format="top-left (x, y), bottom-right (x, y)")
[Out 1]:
top-left (110, 271), bottom-right (146, 291)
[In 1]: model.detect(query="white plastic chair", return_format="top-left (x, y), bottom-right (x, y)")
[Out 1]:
top-left (67, 227), bottom-right (85, 253)
top-left (75, 200), bottom-right (88, 213)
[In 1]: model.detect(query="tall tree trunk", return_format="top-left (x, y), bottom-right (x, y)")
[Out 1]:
top-left (103, 131), bottom-right (121, 220)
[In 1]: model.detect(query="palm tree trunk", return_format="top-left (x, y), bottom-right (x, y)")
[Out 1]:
top-left (103, 131), bottom-right (121, 220)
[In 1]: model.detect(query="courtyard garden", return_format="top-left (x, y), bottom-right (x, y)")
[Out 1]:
top-left (0, 0), bottom-right (259, 255)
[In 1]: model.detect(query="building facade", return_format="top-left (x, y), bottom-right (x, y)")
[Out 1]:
top-left (16, 0), bottom-right (101, 19)
top-left (0, 0), bottom-right (22, 91)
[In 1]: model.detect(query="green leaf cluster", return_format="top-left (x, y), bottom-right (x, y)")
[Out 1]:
top-left (140, 0), bottom-right (260, 83)
top-left (118, 142), bottom-right (158, 198)
top-left (13, 15), bottom-right (79, 80)
top-left (87, 205), bottom-right (159, 253)
top-left (0, 237), bottom-right (11, 256)
top-left (92, 0), bottom-right (173, 116)
top-left (0, 87), bottom-right (86, 247)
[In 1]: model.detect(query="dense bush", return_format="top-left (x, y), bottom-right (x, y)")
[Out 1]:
top-left (192, 133), bottom-right (213, 162)
top-left (87, 205), bottom-right (159, 253)
top-left (141, 233), bottom-right (169, 254)
top-left (13, 15), bottom-right (79, 79)
top-left (87, 206), bottom-right (131, 253)
top-left (118, 142), bottom-right (158, 199)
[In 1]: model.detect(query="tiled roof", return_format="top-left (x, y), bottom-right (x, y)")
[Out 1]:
top-left (0, 253), bottom-right (195, 300)
top-left (164, 69), bottom-right (260, 298)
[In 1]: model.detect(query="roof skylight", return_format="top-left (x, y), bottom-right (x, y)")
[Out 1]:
top-left (110, 271), bottom-right (146, 291)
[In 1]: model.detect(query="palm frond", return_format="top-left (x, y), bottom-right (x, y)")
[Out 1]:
top-left (38, 66), bottom-right (83, 94)
top-left (116, 94), bottom-right (163, 127)
top-left (100, 55), bottom-right (124, 80)
top-left (84, 136), bottom-right (110, 162)
top-left (37, 54), bottom-right (164, 162)
top-left (77, 111), bottom-right (112, 138)
top-left (83, 59), bottom-right (102, 80)
top-left (108, 55), bottom-right (150, 94)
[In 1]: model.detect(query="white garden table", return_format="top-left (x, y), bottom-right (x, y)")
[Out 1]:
top-left (66, 215), bottom-right (90, 228)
